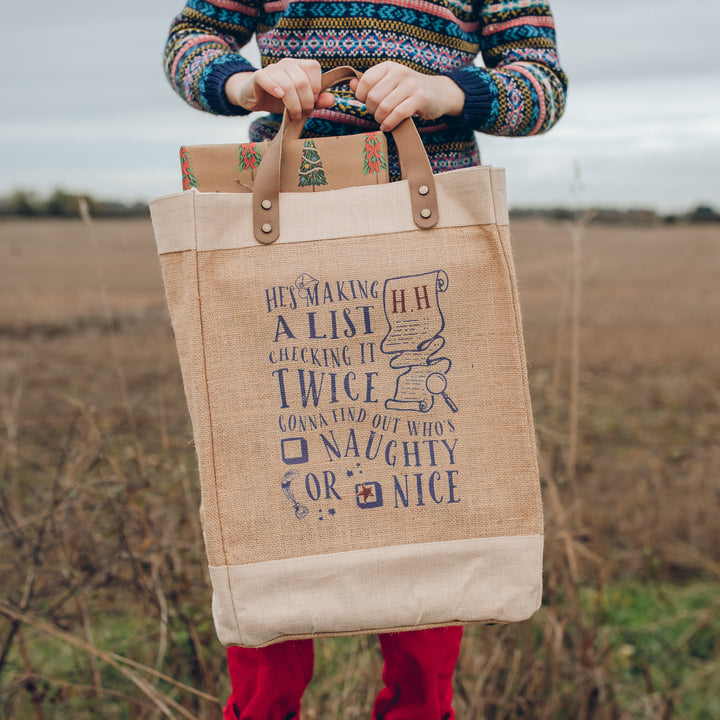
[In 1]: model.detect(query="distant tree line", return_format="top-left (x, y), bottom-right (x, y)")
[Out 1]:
top-left (0, 189), bottom-right (149, 218)
top-left (510, 204), bottom-right (720, 225)
top-left (1, 188), bottom-right (718, 224)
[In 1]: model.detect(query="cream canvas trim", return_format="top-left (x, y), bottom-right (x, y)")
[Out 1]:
top-left (209, 534), bottom-right (543, 647)
top-left (150, 166), bottom-right (508, 255)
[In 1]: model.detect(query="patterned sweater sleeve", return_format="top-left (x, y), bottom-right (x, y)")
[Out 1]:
top-left (445, 0), bottom-right (568, 136)
top-left (164, 0), bottom-right (262, 116)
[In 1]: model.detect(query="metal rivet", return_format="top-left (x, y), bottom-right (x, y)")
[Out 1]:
top-left (420, 208), bottom-right (432, 219)
top-left (418, 185), bottom-right (429, 196)
top-left (261, 223), bottom-right (273, 234)
top-left (261, 199), bottom-right (272, 210)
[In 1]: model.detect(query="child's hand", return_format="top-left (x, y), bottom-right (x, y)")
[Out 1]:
top-left (225, 59), bottom-right (335, 120)
top-left (351, 62), bottom-right (465, 132)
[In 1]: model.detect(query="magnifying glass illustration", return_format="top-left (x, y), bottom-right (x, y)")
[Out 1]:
top-left (425, 373), bottom-right (458, 413)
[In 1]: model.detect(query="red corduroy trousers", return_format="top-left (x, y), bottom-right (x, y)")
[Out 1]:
top-left (223, 626), bottom-right (463, 720)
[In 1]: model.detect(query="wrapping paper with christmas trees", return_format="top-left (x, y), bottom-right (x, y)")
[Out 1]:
top-left (181, 132), bottom-right (389, 193)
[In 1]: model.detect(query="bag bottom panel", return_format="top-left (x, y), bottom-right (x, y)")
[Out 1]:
top-left (210, 534), bottom-right (543, 647)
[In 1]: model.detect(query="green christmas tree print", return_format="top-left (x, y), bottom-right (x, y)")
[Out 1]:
top-left (298, 139), bottom-right (328, 191)
top-left (180, 147), bottom-right (198, 190)
top-left (362, 132), bottom-right (388, 183)
top-left (237, 142), bottom-right (263, 180)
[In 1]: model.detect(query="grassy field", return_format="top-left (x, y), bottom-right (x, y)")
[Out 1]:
top-left (0, 217), bottom-right (718, 719)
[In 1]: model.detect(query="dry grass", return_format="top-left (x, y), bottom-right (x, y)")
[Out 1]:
top-left (0, 216), bottom-right (718, 718)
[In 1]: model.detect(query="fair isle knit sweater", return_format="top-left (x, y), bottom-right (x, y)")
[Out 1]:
top-left (164, 0), bottom-right (567, 176)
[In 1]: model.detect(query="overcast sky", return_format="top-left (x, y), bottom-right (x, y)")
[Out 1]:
top-left (2, 0), bottom-right (719, 211)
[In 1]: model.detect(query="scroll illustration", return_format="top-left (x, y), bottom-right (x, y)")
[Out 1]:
top-left (380, 270), bottom-right (457, 413)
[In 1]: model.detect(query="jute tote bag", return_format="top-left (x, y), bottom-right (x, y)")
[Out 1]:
top-left (150, 67), bottom-right (543, 648)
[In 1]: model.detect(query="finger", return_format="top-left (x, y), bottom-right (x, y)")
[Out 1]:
top-left (253, 69), bottom-right (286, 100)
top-left (299, 58), bottom-right (323, 98)
top-left (286, 63), bottom-right (318, 116)
top-left (364, 74), bottom-right (406, 117)
top-left (256, 63), bottom-right (304, 118)
top-left (262, 71), bottom-right (301, 118)
top-left (379, 97), bottom-right (420, 132)
top-left (353, 63), bottom-right (390, 104)
top-left (272, 65), bottom-right (310, 118)
top-left (316, 91), bottom-right (335, 110)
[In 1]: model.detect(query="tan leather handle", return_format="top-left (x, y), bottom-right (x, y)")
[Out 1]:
top-left (253, 66), bottom-right (438, 244)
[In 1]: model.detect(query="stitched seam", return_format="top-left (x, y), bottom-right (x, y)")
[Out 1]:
top-left (489, 175), bottom-right (542, 526)
top-left (192, 192), bottom-right (242, 635)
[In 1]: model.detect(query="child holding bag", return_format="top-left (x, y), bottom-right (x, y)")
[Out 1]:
top-left (164, 2), bottom-right (566, 717)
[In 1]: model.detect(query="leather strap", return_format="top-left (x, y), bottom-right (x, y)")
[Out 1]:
top-left (253, 66), bottom-right (438, 244)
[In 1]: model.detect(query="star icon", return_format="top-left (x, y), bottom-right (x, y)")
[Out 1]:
top-left (356, 484), bottom-right (374, 502)
top-left (328, 508), bottom-right (336, 516)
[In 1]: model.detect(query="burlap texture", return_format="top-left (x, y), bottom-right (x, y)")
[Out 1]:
top-left (154, 181), bottom-right (541, 569)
